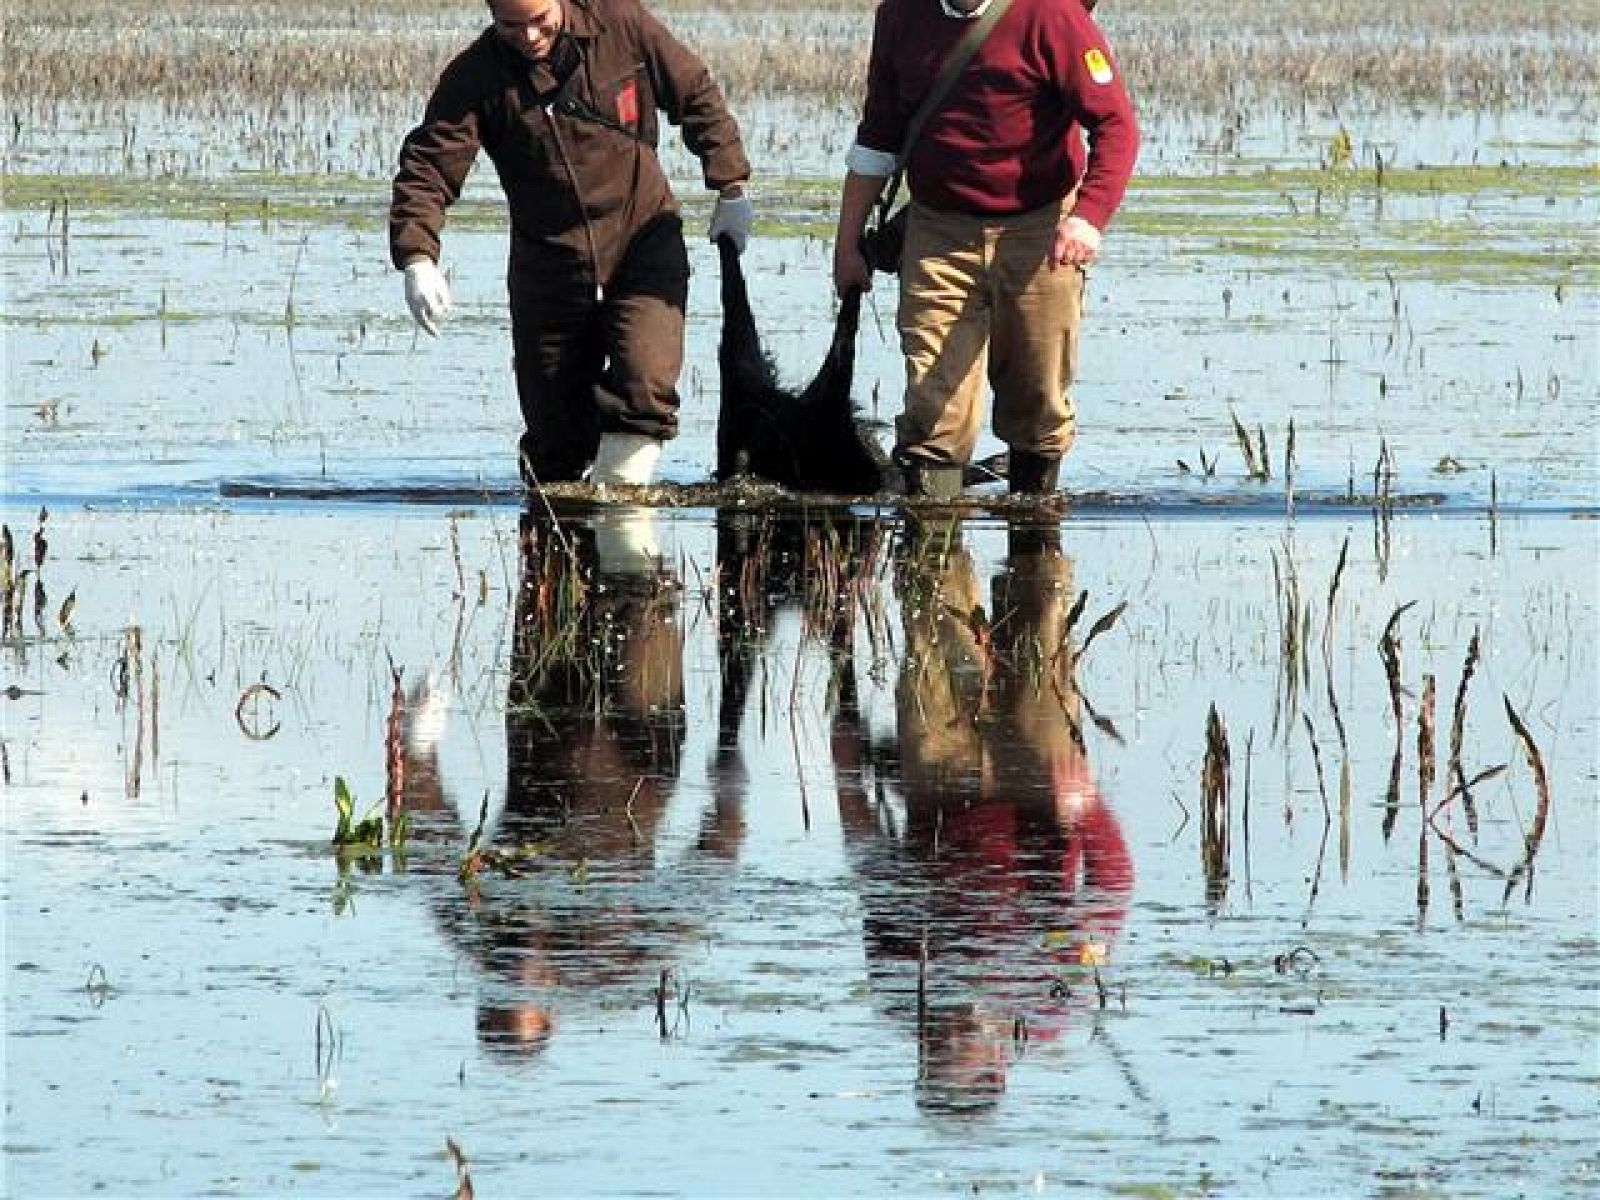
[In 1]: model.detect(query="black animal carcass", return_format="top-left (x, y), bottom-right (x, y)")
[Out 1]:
top-left (714, 235), bottom-right (889, 495)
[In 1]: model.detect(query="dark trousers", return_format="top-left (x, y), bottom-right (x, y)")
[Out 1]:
top-left (511, 214), bottom-right (690, 484)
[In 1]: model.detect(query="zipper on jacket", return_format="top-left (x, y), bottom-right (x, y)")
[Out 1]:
top-left (545, 108), bottom-right (605, 304)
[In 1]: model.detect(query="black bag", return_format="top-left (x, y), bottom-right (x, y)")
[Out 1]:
top-left (861, 204), bottom-right (908, 275)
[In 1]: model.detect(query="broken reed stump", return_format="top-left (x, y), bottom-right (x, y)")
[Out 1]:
top-left (1202, 704), bottom-right (1231, 911)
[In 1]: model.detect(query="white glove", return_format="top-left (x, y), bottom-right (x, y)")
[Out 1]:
top-left (402, 259), bottom-right (452, 336)
top-left (707, 189), bottom-right (754, 254)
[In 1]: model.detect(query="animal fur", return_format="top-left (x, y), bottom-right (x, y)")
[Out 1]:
top-left (715, 235), bottom-right (888, 495)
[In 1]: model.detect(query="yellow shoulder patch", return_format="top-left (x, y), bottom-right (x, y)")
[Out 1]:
top-left (1084, 46), bottom-right (1114, 85)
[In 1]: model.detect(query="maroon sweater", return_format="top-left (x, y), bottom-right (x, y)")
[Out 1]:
top-left (855, 0), bottom-right (1138, 230)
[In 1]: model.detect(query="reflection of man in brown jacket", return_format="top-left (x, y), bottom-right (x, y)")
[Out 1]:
top-left (391, 0), bottom-right (752, 487)
top-left (401, 511), bottom-right (741, 1059)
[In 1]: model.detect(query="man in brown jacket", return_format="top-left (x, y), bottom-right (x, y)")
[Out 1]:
top-left (391, 0), bottom-right (752, 486)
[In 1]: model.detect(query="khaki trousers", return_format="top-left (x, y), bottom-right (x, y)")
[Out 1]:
top-left (894, 522), bottom-right (1083, 804)
top-left (895, 197), bottom-right (1086, 466)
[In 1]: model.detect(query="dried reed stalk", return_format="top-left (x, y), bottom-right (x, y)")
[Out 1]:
top-left (1201, 705), bottom-right (1231, 910)
top-left (1446, 630), bottom-right (1482, 837)
top-left (1073, 601), bottom-right (1127, 673)
top-left (125, 625), bottom-right (145, 798)
top-left (1230, 409), bottom-right (1264, 481)
top-left (1302, 715), bottom-right (1333, 919)
top-left (1379, 601), bottom-right (1414, 840)
top-left (1415, 675), bottom-right (1435, 923)
top-left (446, 1136), bottom-right (475, 1200)
top-left (0, 525), bottom-right (14, 640)
top-left (384, 661), bottom-right (406, 823)
top-left (1501, 697), bottom-right (1553, 905)
top-left (1418, 673), bottom-right (1436, 811)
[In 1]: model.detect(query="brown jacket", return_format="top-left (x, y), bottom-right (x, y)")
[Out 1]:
top-left (390, 0), bottom-right (748, 288)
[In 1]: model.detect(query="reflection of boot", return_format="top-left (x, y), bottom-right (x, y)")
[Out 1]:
top-left (594, 508), bottom-right (662, 577)
top-left (1008, 451), bottom-right (1061, 495)
top-left (403, 671), bottom-right (452, 757)
top-left (1006, 520), bottom-right (1062, 562)
top-left (593, 432), bottom-right (662, 486)
top-left (995, 520), bottom-right (1071, 700)
top-left (902, 456), bottom-right (965, 500)
top-left (900, 513), bottom-right (963, 568)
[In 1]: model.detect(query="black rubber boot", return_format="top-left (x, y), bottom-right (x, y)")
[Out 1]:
top-left (1005, 520), bottom-right (1063, 562)
top-left (903, 458), bottom-right (966, 500)
top-left (1008, 451), bottom-right (1062, 495)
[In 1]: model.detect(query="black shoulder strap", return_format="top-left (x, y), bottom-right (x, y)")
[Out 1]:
top-left (878, 0), bottom-right (1016, 214)
top-left (529, 36), bottom-right (646, 142)
top-left (552, 75), bottom-right (640, 140)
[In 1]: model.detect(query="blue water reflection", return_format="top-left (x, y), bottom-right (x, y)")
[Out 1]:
top-left (400, 507), bottom-right (1140, 1117)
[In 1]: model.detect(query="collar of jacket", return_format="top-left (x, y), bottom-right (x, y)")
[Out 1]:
top-left (938, 0), bottom-right (994, 17)
top-left (485, 0), bottom-right (606, 75)
top-left (563, 0), bottom-right (603, 41)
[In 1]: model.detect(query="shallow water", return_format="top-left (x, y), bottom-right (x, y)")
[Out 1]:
top-left (3, 499), bottom-right (1596, 1196)
top-left (4, 28), bottom-right (1598, 1193)
top-left (4, 141), bottom-right (1595, 512)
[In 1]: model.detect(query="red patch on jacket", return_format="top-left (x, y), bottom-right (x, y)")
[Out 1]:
top-left (616, 81), bottom-right (639, 128)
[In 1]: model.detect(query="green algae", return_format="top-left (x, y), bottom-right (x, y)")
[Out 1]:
top-left (6, 163), bottom-right (1590, 219)
top-left (3, 163), bottom-right (1593, 287)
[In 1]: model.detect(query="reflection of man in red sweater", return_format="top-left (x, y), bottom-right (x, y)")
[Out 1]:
top-left (836, 520), bottom-right (1134, 1113)
top-left (832, 0), bottom-right (1139, 497)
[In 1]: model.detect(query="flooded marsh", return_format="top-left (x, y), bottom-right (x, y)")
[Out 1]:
top-left (3, 503), bottom-right (1596, 1195)
top-left (3, 0), bottom-right (1598, 1195)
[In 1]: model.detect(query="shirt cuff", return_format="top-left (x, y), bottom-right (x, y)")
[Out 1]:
top-left (845, 142), bottom-right (899, 178)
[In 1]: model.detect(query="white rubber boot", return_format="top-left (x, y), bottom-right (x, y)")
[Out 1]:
top-left (594, 509), bottom-right (662, 577)
top-left (592, 432), bottom-right (662, 487)
top-left (402, 671), bottom-right (451, 757)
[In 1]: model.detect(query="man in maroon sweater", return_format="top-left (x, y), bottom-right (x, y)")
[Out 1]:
top-left (831, 0), bottom-right (1138, 497)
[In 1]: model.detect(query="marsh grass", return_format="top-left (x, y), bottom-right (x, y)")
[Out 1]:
top-left (8, 165), bottom-right (1593, 291)
top-left (0, 510), bottom-right (82, 646)
top-left (3, 0), bottom-right (1595, 179)
top-left (6, 0), bottom-right (1596, 111)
